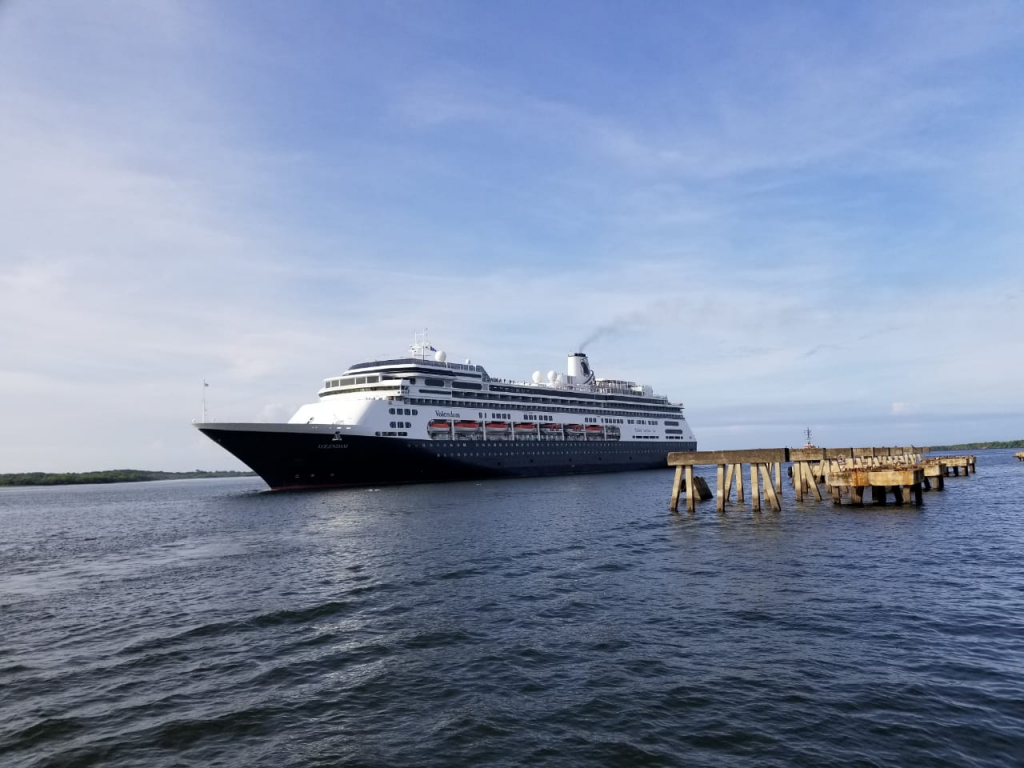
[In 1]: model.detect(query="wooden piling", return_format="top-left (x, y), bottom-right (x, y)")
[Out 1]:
top-left (716, 464), bottom-right (726, 513)
top-left (750, 462), bottom-right (760, 512)
top-left (670, 466), bottom-right (684, 512)
top-left (667, 447), bottom-right (944, 514)
top-left (667, 449), bottom-right (788, 514)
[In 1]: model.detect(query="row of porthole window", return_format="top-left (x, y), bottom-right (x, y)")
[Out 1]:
top-left (429, 441), bottom-right (678, 448)
top-left (435, 451), bottom-right (661, 458)
top-left (376, 430), bottom-right (408, 436)
top-left (410, 388), bottom-right (673, 410)
top-left (409, 398), bottom-right (676, 420)
top-left (389, 407), bottom-right (418, 416)
top-left (434, 444), bottom-right (663, 450)
top-left (420, 443), bottom-right (677, 449)
top-left (390, 421), bottom-right (411, 428)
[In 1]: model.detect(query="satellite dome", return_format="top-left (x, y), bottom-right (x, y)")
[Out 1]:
top-left (532, 371), bottom-right (542, 384)
top-left (435, 350), bottom-right (447, 362)
top-left (547, 370), bottom-right (557, 382)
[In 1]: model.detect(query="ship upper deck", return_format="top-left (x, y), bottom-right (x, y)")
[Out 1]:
top-left (316, 340), bottom-right (679, 410)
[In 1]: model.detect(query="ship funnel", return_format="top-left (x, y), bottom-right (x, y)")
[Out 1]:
top-left (567, 352), bottom-right (595, 385)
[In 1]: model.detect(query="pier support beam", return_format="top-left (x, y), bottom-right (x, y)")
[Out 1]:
top-left (668, 447), bottom-right (942, 514)
top-left (750, 462), bottom-right (760, 512)
top-left (670, 466), bottom-right (684, 512)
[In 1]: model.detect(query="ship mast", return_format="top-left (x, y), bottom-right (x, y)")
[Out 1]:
top-left (410, 329), bottom-right (430, 360)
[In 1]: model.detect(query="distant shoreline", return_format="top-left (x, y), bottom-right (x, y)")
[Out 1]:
top-left (928, 441), bottom-right (1024, 451)
top-left (0, 470), bottom-right (256, 487)
top-left (5, 442), bottom-right (1022, 486)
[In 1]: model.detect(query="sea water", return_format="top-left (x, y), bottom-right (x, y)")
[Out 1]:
top-left (2, 450), bottom-right (1023, 766)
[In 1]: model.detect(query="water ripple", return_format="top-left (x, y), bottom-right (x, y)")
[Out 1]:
top-left (2, 456), bottom-right (1024, 766)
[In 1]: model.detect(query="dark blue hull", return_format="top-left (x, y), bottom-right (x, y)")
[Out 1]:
top-left (198, 426), bottom-right (697, 490)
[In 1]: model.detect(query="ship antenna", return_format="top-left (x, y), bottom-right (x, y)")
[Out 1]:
top-left (202, 379), bottom-right (208, 422)
top-left (411, 329), bottom-right (431, 360)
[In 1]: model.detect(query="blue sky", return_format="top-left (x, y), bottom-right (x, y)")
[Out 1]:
top-left (1, 1), bottom-right (1023, 472)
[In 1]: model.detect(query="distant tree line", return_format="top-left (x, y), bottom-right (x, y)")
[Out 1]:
top-left (928, 441), bottom-right (1024, 451)
top-left (0, 470), bottom-right (255, 487)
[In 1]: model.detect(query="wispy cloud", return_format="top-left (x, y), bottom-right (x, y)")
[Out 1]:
top-left (2, 1), bottom-right (1024, 470)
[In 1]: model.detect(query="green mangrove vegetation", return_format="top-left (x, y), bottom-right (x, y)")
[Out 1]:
top-left (0, 470), bottom-right (255, 487)
top-left (928, 441), bottom-right (1024, 451)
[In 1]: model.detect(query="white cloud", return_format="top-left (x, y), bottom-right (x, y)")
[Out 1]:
top-left (2, 2), bottom-right (1023, 470)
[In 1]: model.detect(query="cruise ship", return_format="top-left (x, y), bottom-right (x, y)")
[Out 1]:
top-left (195, 335), bottom-right (697, 490)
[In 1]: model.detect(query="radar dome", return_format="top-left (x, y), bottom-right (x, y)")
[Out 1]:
top-left (532, 371), bottom-right (542, 384)
top-left (547, 370), bottom-right (557, 382)
top-left (434, 350), bottom-right (446, 362)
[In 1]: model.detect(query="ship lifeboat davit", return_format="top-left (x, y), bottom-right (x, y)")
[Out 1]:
top-left (454, 420), bottom-right (481, 434)
top-left (565, 424), bottom-right (584, 440)
top-left (485, 421), bottom-right (510, 434)
top-left (513, 422), bottom-right (537, 432)
top-left (427, 419), bottom-right (451, 433)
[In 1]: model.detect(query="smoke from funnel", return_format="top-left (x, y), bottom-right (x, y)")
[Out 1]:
top-left (578, 311), bottom-right (647, 352)
top-left (578, 325), bottom-right (617, 352)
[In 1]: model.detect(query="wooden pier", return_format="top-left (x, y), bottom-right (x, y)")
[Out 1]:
top-left (667, 446), bottom-right (973, 513)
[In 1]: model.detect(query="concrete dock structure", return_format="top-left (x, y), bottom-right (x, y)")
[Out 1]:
top-left (667, 449), bottom-right (788, 513)
top-left (921, 455), bottom-right (975, 476)
top-left (826, 466), bottom-right (924, 507)
top-left (667, 446), bottom-right (970, 513)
